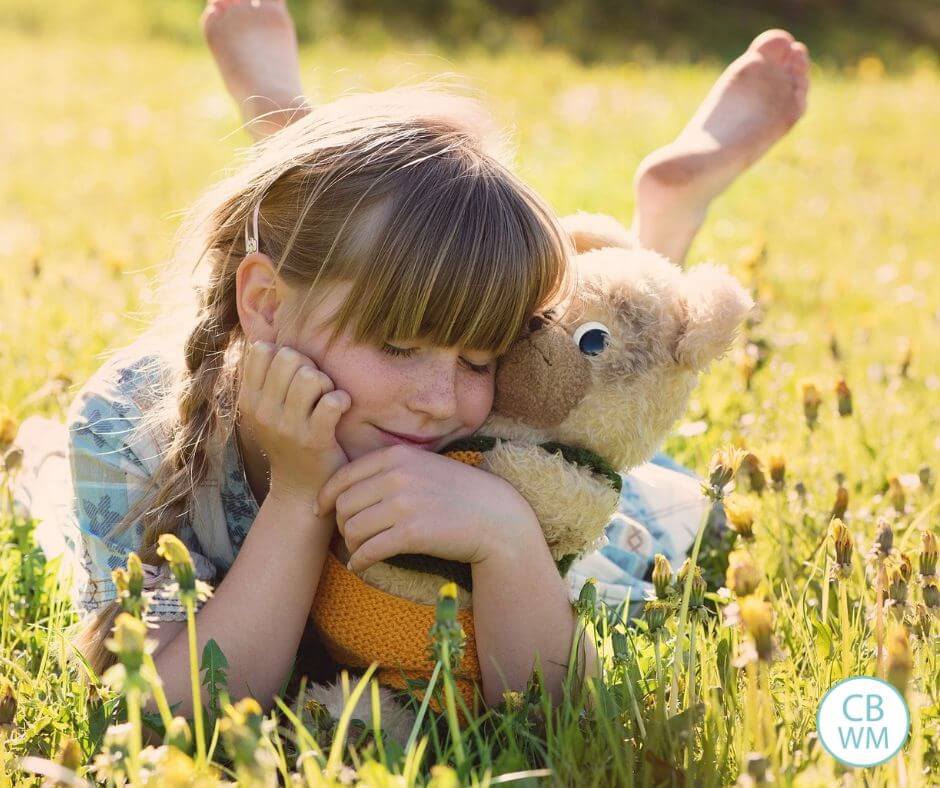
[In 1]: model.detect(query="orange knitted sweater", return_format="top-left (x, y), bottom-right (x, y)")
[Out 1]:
top-left (309, 550), bottom-right (482, 715)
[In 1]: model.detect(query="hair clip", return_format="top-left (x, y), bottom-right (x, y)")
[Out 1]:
top-left (244, 201), bottom-right (262, 254)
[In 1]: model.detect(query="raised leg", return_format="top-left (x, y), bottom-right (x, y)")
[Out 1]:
top-left (202, 0), bottom-right (311, 142)
top-left (631, 29), bottom-right (810, 265)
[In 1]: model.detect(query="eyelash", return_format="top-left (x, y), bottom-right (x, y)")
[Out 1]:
top-left (381, 344), bottom-right (492, 375)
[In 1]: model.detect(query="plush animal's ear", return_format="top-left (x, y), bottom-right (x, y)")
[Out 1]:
top-left (561, 211), bottom-right (634, 254)
top-left (674, 263), bottom-right (754, 371)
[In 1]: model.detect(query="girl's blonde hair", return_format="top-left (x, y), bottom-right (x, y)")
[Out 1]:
top-left (76, 82), bottom-right (575, 672)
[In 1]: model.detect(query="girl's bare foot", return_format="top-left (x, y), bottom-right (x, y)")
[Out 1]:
top-left (202, 0), bottom-right (310, 141)
top-left (632, 29), bottom-right (810, 264)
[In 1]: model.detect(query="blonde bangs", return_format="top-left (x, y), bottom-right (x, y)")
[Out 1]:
top-left (322, 154), bottom-right (574, 357)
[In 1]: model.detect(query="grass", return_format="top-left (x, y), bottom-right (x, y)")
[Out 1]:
top-left (2, 11), bottom-right (939, 786)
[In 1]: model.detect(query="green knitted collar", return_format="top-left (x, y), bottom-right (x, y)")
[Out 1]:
top-left (440, 435), bottom-right (622, 494)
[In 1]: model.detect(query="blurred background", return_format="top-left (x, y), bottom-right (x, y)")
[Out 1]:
top-left (2, 0), bottom-right (939, 67)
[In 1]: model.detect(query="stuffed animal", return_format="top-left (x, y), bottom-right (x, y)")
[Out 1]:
top-left (304, 212), bottom-right (754, 738)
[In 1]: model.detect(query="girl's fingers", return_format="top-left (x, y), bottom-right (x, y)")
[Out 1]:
top-left (340, 501), bottom-right (395, 554)
top-left (283, 365), bottom-right (334, 425)
top-left (242, 341), bottom-right (276, 398)
top-left (333, 477), bottom-right (387, 532)
top-left (308, 390), bottom-right (350, 439)
top-left (347, 527), bottom-right (405, 574)
top-left (258, 345), bottom-right (306, 412)
top-left (318, 444), bottom-right (405, 515)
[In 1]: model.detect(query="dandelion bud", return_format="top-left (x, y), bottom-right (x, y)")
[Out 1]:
top-left (794, 481), bottom-right (807, 502)
top-left (738, 452), bottom-right (766, 494)
top-left (923, 578), bottom-right (940, 609)
top-left (707, 445), bottom-right (746, 499)
top-left (897, 553), bottom-right (912, 584)
top-left (887, 475), bottom-right (905, 513)
top-left (576, 577), bottom-right (597, 616)
top-left (828, 331), bottom-right (841, 361)
top-left (55, 737), bottom-right (82, 772)
top-left (106, 613), bottom-right (149, 674)
top-left (643, 599), bottom-right (672, 633)
top-left (112, 552), bottom-right (148, 618)
top-left (871, 518), bottom-right (894, 560)
top-left (897, 337), bottom-right (912, 378)
top-left (830, 486), bottom-right (849, 522)
top-left (220, 698), bottom-right (270, 780)
top-left (0, 409), bottom-right (17, 451)
top-left (886, 565), bottom-right (908, 606)
top-left (800, 379), bottom-right (822, 429)
top-left (3, 447), bottom-right (23, 475)
top-left (768, 449), bottom-right (786, 492)
top-left (910, 603), bottom-right (932, 640)
top-left (745, 752), bottom-right (769, 783)
top-left (678, 558), bottom-right (708, 610)
top-left (610, 630), bottom-right (631, 666)
top-left (501, 690), bottom-right (526, 714)
top-left (157, 534), bottom-right (196, 597)
top-left (165, 715), bottom-right (193, 755)
top-left (834, 378), bottom-right (853, 417)
top-left (726, 550), bottom-right (762, 597)
top-left (723, 494), bottom-right (756, 540)
top-left (736, 346), bottom-right (759, 390)
top-left (651, 554), bottom-right (673, 599)
top-left (919, 531), bottom-right (937, 577)
top-left (830, 519), bottom-right (854, 579)
top-left (0, 678), bottom-right (16, 726)
top-left (430, 582), bottom-right (466, 667)
top-left (885, 624), bottom-right (912, 695)
top-left (918, 465), bottom-right (933, 491)
top-left (739, 597), bottom-right (775, 661)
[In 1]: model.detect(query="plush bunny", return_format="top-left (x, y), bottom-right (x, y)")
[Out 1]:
top-left (305, 212), bottom-right (753, 736)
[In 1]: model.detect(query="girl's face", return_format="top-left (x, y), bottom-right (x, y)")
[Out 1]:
top-left (277, 280), bottom-right (497, 461)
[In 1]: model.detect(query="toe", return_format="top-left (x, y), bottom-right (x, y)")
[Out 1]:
top-left (748, 29), bottom-right (796, 62)
top-left (789, 41), bottom-right (810, 73)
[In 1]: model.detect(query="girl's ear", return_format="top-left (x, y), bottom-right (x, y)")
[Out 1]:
top-left (674, 262), bottom-right (754, 371)
top-left (235, 252), bottom-right (290, 343)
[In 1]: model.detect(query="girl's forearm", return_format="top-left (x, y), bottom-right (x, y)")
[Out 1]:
top-left (471, 520), bottom-right (598, 707)
top-left (150, 494), bottom-right (333, 716)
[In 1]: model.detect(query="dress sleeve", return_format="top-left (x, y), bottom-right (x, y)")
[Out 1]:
top-left (65, 367), bottom-right (217, 622)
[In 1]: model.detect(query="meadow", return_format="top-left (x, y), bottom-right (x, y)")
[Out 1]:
top-left (1, 8), bottom-right (939, 786)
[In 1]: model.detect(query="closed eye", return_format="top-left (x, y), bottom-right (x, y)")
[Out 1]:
top-left (381, 343), bottom-right (493, 375)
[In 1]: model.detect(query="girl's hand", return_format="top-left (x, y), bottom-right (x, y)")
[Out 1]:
top-left (237, 341), bottom-right (351, 507)
top-left (316, 444), bottom-right (539, 573)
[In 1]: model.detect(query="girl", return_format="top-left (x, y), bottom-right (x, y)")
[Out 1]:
top-left (197, 0), bottom-right (810, 604)
top-left (61, 85), bottom-right (590, 716)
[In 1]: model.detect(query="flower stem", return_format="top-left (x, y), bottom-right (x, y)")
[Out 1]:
top-left (668, 502), bottom-right (710, 718)
top-left (184, 598), bottom-right (207, 768)
top-left (143, 653), bottom-right (174, 734)
top-left (838, 581), bottom-right (851, 679)
top-left (440, 639), bottom-right (466, 768)
top-left (874, 565), bottom-right (886, 678)
top-left (126, 686), bottom-right (143, 785)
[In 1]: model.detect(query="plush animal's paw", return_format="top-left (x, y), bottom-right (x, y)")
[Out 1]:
top-left (302, 679), bottom-right (417, 748)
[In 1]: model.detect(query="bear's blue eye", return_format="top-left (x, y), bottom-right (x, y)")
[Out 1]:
top-left (572, 322), bottom-right (610, 356)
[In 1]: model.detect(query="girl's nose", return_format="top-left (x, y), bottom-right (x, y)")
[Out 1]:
top-left (407, 361), bottom-right (459, 420)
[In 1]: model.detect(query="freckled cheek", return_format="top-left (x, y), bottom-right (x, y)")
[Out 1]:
top-left (327, 356), bottom-right (407, 414)
top-left (460, 373), bottom-right (496, 426)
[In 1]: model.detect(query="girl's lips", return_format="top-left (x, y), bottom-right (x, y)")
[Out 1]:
top-left (374, 426), bottom-right (443, 448)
